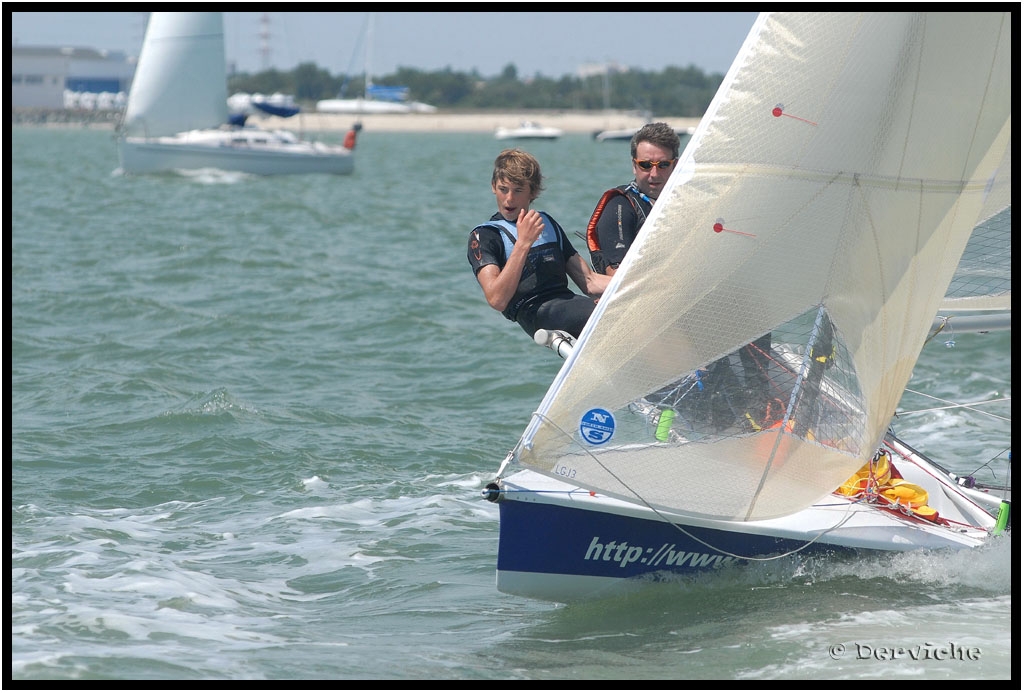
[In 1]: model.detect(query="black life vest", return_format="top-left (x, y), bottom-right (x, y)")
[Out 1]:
top-left (585, 184), bottom-right (649, 274)
top-left (474, 213), bottom-right (568, 321)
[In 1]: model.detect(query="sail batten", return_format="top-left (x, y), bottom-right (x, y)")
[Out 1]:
top-left (512, 12), bottom-right (1012, 522)
top-left (688, 164), bottom-right (995, 194)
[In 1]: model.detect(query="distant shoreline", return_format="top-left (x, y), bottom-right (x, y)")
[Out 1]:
top-left (12, 109), bottom-right (121, 129)
top-left (11, 108), bottom-right (700, 135)
top-left (263, 111), bottom-right (701, 135)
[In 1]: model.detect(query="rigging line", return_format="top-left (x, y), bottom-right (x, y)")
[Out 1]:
top-left (337, 12), bottom-right (371, 98)
top-left (745, 305), bottom-right (828, 521)
top-left (964, 449), bottom-right (1013, 484)
top-left (525, 410), bottom-right (862, 562)
top-left (884, 432), bottom-right (1011, 508)
top-left (662, 498), bottom-right (862, 563)
top-left (899, 390), bottom-right (1011, 422)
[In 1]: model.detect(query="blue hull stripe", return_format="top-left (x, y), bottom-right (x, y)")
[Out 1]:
top-left (497, 497), bottom-right (837, 579)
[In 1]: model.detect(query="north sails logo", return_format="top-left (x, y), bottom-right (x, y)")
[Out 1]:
top-left (585, 536), bottom-right (739, 569)
top-left (579, 408), bottom-right (615, 445)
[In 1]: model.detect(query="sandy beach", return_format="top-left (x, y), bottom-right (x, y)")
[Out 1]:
top-left (13, 108), bottom-right (700, 135)
top-left (269, 111), bottom-right (701, 134)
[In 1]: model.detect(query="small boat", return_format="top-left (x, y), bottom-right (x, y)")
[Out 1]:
top-left (494, 121), bottom-right (563, 141)
top-left (117, 13), bottom-right (355, 176)
top-left (482, 11), bottom-right (1011, 604)
top-left (593, 125), bottom-right (695, 142)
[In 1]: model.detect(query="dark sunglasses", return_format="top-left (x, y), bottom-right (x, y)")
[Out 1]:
top-left (634, 158), bottom-right (676, 171)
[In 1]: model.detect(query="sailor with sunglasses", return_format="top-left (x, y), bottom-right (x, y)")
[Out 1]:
top-left (586, 122), bottom-right (680, 275)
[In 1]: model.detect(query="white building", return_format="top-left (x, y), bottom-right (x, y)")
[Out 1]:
top-left (11, 45), bottom-right (135, 109)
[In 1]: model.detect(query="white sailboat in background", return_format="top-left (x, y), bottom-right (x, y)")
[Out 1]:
top-left (117, 12), bottom-right (355, 176)
top-left (316, 13), bottom-right (436, 115)
top-left (494, 121), bottom-right (563, 141)
top-left (593, 124), bottom-right (695, 142)
top-left (483, 12), bottom-right (1012, 604)
top-left (590, 66), bottom-right (696, 142)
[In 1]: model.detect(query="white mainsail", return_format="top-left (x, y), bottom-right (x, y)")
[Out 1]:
top-left (514, 13), bottom-right (1012, 522)
top-left (121, 12), bottom-right (229, 138)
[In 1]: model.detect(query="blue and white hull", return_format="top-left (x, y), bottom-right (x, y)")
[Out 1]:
top-left (488, 437), bottom-right (1006, 603)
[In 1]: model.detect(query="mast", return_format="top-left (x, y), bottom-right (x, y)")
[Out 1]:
top-left (259, 13), bottom-right (271, 71)
top-left (602, 63), bottom-right (610, 111)
top-left (364, 12), bottom-right (374, 98)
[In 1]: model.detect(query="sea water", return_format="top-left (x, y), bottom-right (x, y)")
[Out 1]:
top-left (10, 127), bottom-right (1015, 681)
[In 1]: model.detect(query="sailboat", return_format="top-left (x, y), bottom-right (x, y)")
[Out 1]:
top-left (589, 66), bottom-right (695, 142)
top-left (593, 124), bottom-right (695, 142)
top-left (494, 121), bottom-right (563, 141)
top-left (482, 12), bottom-right (1012, 604)
top-left (315, 13), bottom-right (437, 115)
top-left (117, 12), bottom-right (355, 176)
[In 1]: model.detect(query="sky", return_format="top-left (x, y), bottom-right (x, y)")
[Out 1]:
top-left (10, 11), bottom-right (760, 79)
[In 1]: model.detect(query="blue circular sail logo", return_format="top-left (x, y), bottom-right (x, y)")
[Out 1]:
top-left (579, 408), bottom-right (615, 445)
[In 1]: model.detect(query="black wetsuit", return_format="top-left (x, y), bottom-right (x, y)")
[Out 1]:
top-left (586, 182), bottom-right (653, 274)
top-left (468, 211), bottom-right (596, 338)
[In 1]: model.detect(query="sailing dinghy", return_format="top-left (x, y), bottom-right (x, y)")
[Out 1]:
top-left (482, 12), bottom-right (1012, 604)
top-left (118, 13), bottom-right (355, 176)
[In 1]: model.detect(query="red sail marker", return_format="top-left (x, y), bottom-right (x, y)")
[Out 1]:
top-left (713, 219), bottom-right (756, 238)
top-left (772, 103), bottom-right (818, 126)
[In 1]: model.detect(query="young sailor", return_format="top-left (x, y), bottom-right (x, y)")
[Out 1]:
top-left (467, 149), bottom-right (609, 339)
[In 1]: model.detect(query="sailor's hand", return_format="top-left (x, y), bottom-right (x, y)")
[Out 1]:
top-left (517, 209), bottom-right (544, 244)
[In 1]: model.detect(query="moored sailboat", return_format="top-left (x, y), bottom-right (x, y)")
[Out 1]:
top-left (494, 121), bottom-right (563, 141)
top-left (315, 13), bottom-right (436, 115)
top-left (593, 125), bottom-right (695, 142)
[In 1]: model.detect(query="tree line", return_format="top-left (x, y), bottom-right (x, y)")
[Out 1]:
top-left (227, 62), bottom-right (724, 116)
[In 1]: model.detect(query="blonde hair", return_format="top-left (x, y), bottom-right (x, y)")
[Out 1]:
top-left (491, 148), bottom-right (544, 199)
